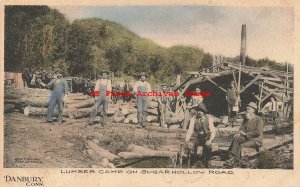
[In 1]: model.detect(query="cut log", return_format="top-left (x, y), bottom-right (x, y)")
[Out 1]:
top-left (146, 115), bottom-right (159, 123)
top-left (242, 135), bottom-right (293, 157)
top-left (4, 104), bottom-right (16, 113)
top-left (68, 108), bottom-right (93, 119)
top-left (87, 141), bottom-right (119, 161)
top-left (118, 150), bottom-right (176, 159)
top-left (123, 118), bottom-right (129, 124)
top-left (147, 108), bottom-right (159, 116)
top-left (127, 113), bottom-right (137, 121)
top-left (121, 108), bottom-right (136, 116)
top-left (66, 99), bottom-right (95, 109)
top-left (5, 98), bottom-right (49, 107)
top-left (22, 106), bottom-right (69, 117)
top-left (148, 101), bottom-right (159, 108)
top-left (113, 115), bottom-right (125, 123)
top-left (133, 129), bottom-right (184, 139)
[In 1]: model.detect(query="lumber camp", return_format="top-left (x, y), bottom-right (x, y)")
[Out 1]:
top-left (4, 19), bottom-right (294, 170)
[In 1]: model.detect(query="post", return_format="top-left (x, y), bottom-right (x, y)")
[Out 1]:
top-left (240, 24), bottom-right (247, 65)
top-left (176, 74), bottom-right (181, 86)
top-left (238, 62), bottom-right (241, 93)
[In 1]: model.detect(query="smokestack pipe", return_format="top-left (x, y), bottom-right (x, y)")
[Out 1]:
top-left (240, 24), bottom-right (247, 65)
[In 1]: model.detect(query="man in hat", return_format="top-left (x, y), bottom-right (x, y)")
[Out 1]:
top-left (183, 87), bottom-right (204, 129)
top-left (157, 83), bottom-right (170, 126)
top-left (39, 70), bottom-right (69, 123)
top-left (89, 70), bottom-right (112, 126)
top-left (133, 72), bottom-right (152, 128)
top-left (226, 102), bottom-right (264, 163)
top-left (185, 104), bottom-right (216, 166)
top-left (226, 81), bottom-right (239, 117)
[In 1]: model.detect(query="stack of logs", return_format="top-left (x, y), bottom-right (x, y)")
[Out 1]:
top-left (112, 100), bottom-right (185, 128)
top-left (4, 86), bottom-right (101, 119)
top-left (4, 86), bottom-right (184, 127)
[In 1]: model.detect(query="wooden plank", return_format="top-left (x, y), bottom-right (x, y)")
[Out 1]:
top-left (258, 84), bottom-right (287, 102)
top-left (204, 76), bottom-right (227, 93)
top-left (242, 135), bottom-right (293, 157)
top-left (260, 77), bottom-right (285, 82)
top-left (173, 75), bottom-right (194, 91)
top-left (260, 92), bottom-right (273, 103)
top-left (240, 75), bottom-right (261, 93)
top-left (263, 79), bottom-right (293, 92)
top-left (87, 141), bottom-right (120, 161)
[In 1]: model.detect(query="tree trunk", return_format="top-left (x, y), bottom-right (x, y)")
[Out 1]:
top-left (87, 141), bottom-right (120, 161)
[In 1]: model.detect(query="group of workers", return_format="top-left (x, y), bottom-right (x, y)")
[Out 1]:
top-left (40, 69), bottom-right (283, 167)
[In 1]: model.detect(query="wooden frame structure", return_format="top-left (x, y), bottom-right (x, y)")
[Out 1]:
top-left (174, 62), bottom-right (293, 119)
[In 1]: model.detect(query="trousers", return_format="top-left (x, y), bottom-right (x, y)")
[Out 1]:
top-left (89, 98), bottom-right (108, 123)
top-left (137, 97), bottom-right (148, 125)
top-left (228, 135), bottom-right (261, 161)
top-left (47, 92), bottom-right (64, 122)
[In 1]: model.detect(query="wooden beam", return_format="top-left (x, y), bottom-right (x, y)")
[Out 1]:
top-left (232, 70), bottom-right (238, 88)
top-left (260, 77), bottom-right (285, 82)
top-left (260, 86), bottom-right (285, 102)
top-left (238, 62), bottom-right (242, 92)
top-left (260, 92), bottom-right (273, 103)
top-left (174, 75), bottom-right (193, 92)
top-left (240, 75), bottom-right (261, 93)
top-left (263, 79), bottom-right (293, 92)
top-left (204, 76), bottom-right (227, 93)
top-left (258, 82), bottom-right (264, 109)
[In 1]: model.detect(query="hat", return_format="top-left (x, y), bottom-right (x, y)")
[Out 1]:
top-left (161, 83), bottom-right (168, 87)
top-left (100, 69), bottom-right (110, 74)
top-left (54, 69), bottom-right (63, 74)
top-left (246, 102), bottom-right (258, 111)
top-left (194, 103), bottom-right (208, 113)
top-left (139, 72), bottom-right (148, 78)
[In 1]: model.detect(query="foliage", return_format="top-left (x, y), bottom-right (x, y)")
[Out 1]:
top-left (5, 6), bottom-right (290, 84)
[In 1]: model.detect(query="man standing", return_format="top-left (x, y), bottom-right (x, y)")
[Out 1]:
top-left (183, 87), bottom-right (204, 129)
top-left (133, 72), bottom-right (151, 128)
top-left (39, 69), bottom-right (69, 124)
top-left (263, 96), bottom-right (283, 122)
top-left (226, 102), bottom-right (264, 164)
top-left (226, 81), bottom-right (239, 117)
top-left (157, 83), bottom-right (170, 126)
top-left (185, 104), bottom-right (216, 166)
top-left (89, 70), bottom-right (111, 126)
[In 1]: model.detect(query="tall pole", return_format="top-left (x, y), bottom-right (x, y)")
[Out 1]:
top-left (240, 24), bottom-right (247, 65)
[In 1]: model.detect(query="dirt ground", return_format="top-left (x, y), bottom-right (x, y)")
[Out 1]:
top-left (4, 111), bottom-right (293, 169)
top-left (4, 111), bottom-right (184, 168)
top-left (4, 112), bottom-right (94, 168)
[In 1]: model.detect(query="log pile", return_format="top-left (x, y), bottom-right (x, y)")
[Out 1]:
top-left (4, 86), bottom-right (118, 119)
top-left (111, 100), bottom-right (185, 128)
top-left (118, 144), bottom-right (177, 159)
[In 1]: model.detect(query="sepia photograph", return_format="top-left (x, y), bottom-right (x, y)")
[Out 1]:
top-left (2, 3), bottom-right (300, 187)
top-left (3, 4), bottom-right (294, 171)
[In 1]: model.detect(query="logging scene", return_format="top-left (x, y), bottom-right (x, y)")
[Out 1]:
top-left (4, 6), bottom-right (293, 169)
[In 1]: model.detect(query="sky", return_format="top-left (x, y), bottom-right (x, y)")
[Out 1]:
top-left (55, 6), bottom-right (294, 63)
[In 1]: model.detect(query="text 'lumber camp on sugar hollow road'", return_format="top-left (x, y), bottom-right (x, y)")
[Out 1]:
top-left (90, 90), bottom-right (211, 97)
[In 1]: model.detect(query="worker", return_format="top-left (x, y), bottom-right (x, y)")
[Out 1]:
top-left (185, 104), bottom-right (216, 167)
top-left (183, 87), bottom-right (204, 129)
top-left (39, 69), bottom-right (69, 124)
top-left (89, 70), bottom-right (112, 126)
top-left (226, 81), bottom-right (239, 118)
top-left (263, 96), bottom-right (283, 122)
top-left (226, 102), bottom-right (264, 164)
top-left (157, 83), bottom-right (170, 126)
top-left (133, 72), bottom-right (152, 128)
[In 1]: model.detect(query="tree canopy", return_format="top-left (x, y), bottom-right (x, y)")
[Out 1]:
top-left (5, 5), bottom-right (291, 84)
